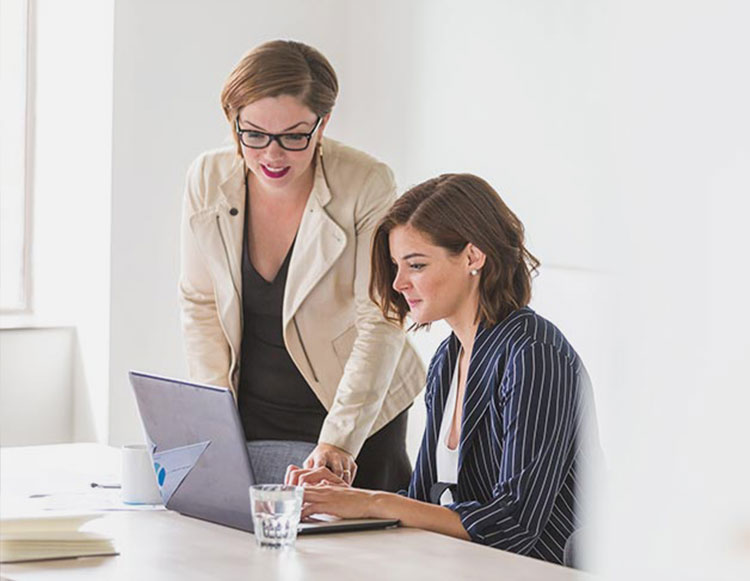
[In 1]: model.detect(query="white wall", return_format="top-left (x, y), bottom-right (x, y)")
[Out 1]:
top-left (0, 328), bottom-right (74, 445)
top-left (5, 0), bottom-right (115, 444)
top-left (108, 0), bottom-right (611, 444)
top-left (34, 0), bottom-right (749, 578)
top-left (593, 2), bottom-right (750, 579)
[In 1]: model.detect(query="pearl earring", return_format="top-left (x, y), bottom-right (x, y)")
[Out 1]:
top-left (470, 269), bottom-right (478, 276)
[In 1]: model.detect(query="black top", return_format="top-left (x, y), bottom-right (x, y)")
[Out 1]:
top-left (237, 177), bottom-right (327, 443)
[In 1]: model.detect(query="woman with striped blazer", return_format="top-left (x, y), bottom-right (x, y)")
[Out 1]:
top-left (288, 173), bottom-right (601, 565)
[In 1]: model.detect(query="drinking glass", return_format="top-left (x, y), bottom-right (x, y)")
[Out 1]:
top-left (249, 485), bottom-right (304, 549)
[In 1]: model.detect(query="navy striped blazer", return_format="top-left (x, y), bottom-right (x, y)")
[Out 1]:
top-left (407, 307), bottom-right (599, 564)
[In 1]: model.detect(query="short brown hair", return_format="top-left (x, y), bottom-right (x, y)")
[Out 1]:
top-left (220, 40), bottom-right (339, 156)
top-left (370, 174), bottom-right (540, 328)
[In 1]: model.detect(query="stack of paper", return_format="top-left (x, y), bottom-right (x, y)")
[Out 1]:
top-left (0, 513), bottom-right (117, 563)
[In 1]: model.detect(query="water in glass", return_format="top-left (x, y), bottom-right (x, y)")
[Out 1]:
top-left (249, 485), bottom-right (303, 549)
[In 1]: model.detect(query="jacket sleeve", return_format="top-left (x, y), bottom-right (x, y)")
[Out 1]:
top-left (447, 343), bottom-right (579, 553)
top-left (317, 164), bottom-right (407, 456)
top-left (178, 154), bottom-right (231, 388)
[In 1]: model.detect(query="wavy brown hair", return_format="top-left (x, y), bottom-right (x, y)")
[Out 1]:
top-left (221, 40), bottom-right (339, 157)
top-left (369, 173), bottom-right (540, 328)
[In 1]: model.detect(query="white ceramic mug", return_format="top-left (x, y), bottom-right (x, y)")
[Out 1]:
top-left (121, 444), bottom-right (162, 504)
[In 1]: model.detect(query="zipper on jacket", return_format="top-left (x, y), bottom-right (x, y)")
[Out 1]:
top-left (293, 317), bottom-right (319, 383)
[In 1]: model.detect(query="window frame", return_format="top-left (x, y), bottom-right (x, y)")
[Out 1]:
top-left (0, 0), bottom-right (35, 315)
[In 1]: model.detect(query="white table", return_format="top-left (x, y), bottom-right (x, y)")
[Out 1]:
top-left (0, 445), bottom-right (591, 580)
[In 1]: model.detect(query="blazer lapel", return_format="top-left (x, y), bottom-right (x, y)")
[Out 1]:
top-left (415, 334), bottom-right (460, 497)
top-left (458, 324), bottom-right (495, 473)
top-left (427, 335), bottom-right (461, 446)
top-left (188, 160), bottom-right (246, 362)
top-left (216, 161), bottom-right (246, 282)
top-left (282, 155), bottom-right (346, 327)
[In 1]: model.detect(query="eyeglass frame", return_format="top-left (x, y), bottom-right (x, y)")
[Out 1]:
top-left (234, 116), bottom-right (323, 151)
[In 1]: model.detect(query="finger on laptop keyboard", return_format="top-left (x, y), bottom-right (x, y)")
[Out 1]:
top-left (285, 464), bottom-right (301, 485)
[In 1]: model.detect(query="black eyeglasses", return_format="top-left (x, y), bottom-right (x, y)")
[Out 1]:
top-left (234, 116), bottom-right (322, 151)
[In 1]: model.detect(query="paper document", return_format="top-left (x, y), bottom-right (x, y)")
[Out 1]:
top-left (0, 513), bottom-right (117, 563)
top-left (152, 441), bottom-right (210, 504)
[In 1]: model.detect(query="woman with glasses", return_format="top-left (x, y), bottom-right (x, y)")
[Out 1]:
top-left (179, 40), bottom-right (424, 490)
top-left (287, 174), bottom-right (601, 565)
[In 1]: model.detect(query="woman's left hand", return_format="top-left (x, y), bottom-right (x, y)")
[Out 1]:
top-left (301, 485), bottom-right (378, 520)
top-left (303, 443), bottom-right (357, 485)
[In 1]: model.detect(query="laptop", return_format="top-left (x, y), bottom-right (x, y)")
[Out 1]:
top-left (129, 371), bottom-right (399, 535)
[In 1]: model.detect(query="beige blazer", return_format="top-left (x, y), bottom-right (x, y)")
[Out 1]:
top-left (179, 138), bottom-right (425, 456)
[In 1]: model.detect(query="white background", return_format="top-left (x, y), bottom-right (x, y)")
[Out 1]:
top-left (1, 1), bottom-right (748, 578)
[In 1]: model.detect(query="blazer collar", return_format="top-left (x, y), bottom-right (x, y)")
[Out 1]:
top-left (218, 155), bottom-right (246, 211)
top-left (310, 144), bottom-right (332, 207)
top-left (427, 323), bottom-right (497, 475)
top-left (420, 334), bottom-right (460, 491)
top-left (457, 323), bottom-right (495, 473)
top-left (456, 309), bottom-right (532, 474)
top-left (282, 146), bottom-right (344, 326)
top-left (433, 334), bottom-right (461, 423)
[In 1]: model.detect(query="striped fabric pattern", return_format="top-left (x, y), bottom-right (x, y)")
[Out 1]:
top-left (407, 307), bottom-right (599, 564)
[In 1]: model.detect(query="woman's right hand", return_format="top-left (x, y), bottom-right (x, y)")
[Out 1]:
top-left (301, 485), bottom-right (379, 520)
top-left (285, 465), bottom-right (349, 488)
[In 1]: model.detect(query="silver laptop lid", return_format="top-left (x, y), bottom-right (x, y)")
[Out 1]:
top-left (129, 371), bottom-right (400, 535)
top-left (129, 371), bottom-right (255, 532)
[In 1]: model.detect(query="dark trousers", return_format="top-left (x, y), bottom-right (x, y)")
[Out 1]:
top-left (352, 407), bottom-right (411, 492)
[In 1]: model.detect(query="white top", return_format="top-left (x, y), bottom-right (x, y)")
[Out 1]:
top-left (436, 354), bottom-right (460, 505)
